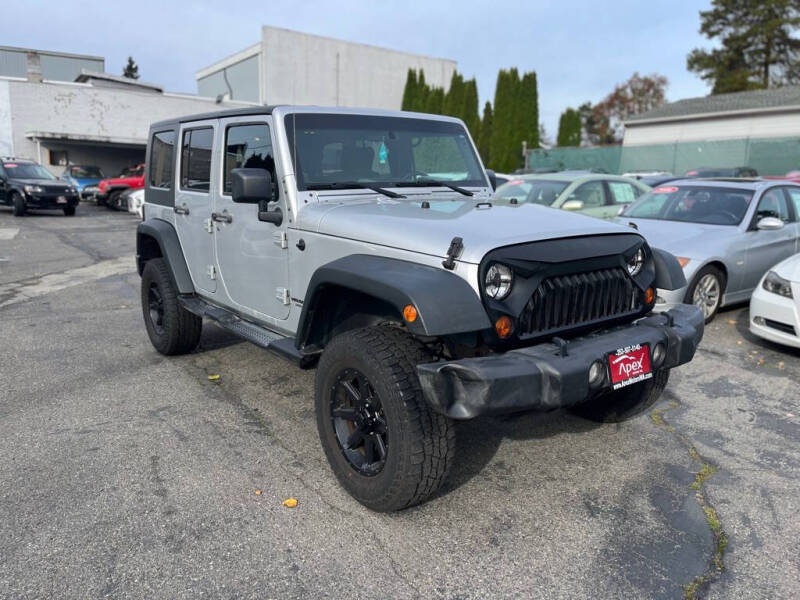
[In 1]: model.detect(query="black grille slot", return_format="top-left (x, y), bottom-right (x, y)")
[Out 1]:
top-left (520, 267), bottom-right (640, 336)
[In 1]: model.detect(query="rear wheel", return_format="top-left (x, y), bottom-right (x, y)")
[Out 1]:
top-left (63, 205), bottom-right (76, 216)
top-left (140, 258), bottom-right (202, 355)
top-left (11, 192), bottom-right (25, 216)
top-left (686, 265), bottom-right (726, 323)
top-left (315, 326), bottom-right (455, 511)
top-left (568, 369), bottom-right (670, 423)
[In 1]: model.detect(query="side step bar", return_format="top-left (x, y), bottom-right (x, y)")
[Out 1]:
top-left (179, 296), bottom-right (318, 368)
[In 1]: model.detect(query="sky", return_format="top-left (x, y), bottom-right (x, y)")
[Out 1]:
top-left (1, 0), bottom-right (713, 137)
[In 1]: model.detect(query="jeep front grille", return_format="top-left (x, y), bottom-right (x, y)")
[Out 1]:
top-left (519, 267), bottom-right (640, 336)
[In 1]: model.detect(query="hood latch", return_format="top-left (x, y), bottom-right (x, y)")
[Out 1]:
top-left (442, 237), bottom-right (464, 270)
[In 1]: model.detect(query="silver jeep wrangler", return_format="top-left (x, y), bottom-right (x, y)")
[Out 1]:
top-left (136, 106), bottom-right (703, 511)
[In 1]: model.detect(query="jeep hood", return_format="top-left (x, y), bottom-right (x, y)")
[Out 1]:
top-left (299, 196), bottom-right (637, 264)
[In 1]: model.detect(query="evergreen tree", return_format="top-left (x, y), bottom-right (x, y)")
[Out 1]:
top-left (557, 108), bottom-right (582, 146)
top-left (417, 71), bottom-right (429, 111)
top-left (424, 87), bottom-right (445, 115)
top-left (401, 69), bottom-right (418, 111)
top-left (478, 101), bottom-right (493, 165)
top-left (443, 72), bottom-right (465, 117)
top-left (519, 71), bottom-right (539, 150)
top-left (461, 78), bottom-right (480, 140)
top-left (123, 56), bottom-right (139, 80)
top-left (490, 69), bottom-right (513, 171)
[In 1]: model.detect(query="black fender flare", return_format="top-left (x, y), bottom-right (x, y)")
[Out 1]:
top-left (297, 255), bottom-right (492, 349)
top-left (652, 248), bottom-right (687, 290)
top-left (136, 219), bottom-right (195, 294)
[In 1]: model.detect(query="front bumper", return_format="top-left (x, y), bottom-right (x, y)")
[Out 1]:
top-left (26, 192), bottom-right (79, 209)
top-left (417, 304), bottom-right (704, 419)
top-left (654, 285), bottom-right (688, 311)
top-left (749, 283), bottom-right (800, 349)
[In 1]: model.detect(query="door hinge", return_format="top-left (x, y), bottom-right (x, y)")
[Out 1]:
top-left (273, 231), bottom-right (288, 249)
top-left (276, 287), bottom-right (290, 305)
top-left (204, 218), bottom-right (214, 233)
top-left (207, 265), bottom-right (217, 280)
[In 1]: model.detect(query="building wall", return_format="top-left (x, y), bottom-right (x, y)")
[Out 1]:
top-left (260, 26), bottom-right (457, 109)
top-left (623, 110), bottom-right (800, 146)
top-left (197, 53), bottom-right (260, 103)
top-left (0, 47), bottom-right (104, 82)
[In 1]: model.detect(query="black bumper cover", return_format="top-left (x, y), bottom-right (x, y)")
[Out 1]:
top-left (417, 304), bottom-right (704, 419)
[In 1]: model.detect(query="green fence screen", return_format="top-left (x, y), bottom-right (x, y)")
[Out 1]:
top-left (526, 136), bottom-right (800, 176)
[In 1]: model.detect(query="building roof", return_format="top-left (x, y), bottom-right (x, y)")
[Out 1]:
top-left (626, 86), bottom-right (800, 125)
top-left (0, 45), bottom-right (104, 62)
top-left (74, 70), bottom-right (163, 93)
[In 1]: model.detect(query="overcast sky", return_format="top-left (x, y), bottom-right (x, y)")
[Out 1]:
top-left (2, 0), bottom-right (712, 136)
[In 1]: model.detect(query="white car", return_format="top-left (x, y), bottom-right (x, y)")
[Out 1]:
top-left (750, 253), bottom-right (800, 348)
top-left (126, 188), bottom-right (145, 218)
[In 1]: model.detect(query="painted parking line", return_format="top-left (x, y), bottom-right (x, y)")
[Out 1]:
top-left (0, 228), bottom-right (20, 241)
top-left (0, 256), bottom-right (135, 308)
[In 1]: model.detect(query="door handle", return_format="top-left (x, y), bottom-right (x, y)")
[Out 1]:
top-left (211, 211), bottom-right (233, 224)
top-left (174, 204), bottom-right (190, 215)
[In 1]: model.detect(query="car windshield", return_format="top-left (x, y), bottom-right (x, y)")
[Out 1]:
top-left (285, 113), bottom-right (486, 191)
top-left (118, 166), bottom-right (144, 177)
top-left (493, 178), bottom-right (568, 206)
top-left (69, 166), bottom-right (104, 178)
top-left (3, 162), bottom-right (56, 180)
top-left (622, 185), bottom-right (754, 225)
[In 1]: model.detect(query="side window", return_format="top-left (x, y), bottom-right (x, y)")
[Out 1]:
top-left (572, 181), bottom-right (605, 207)
top-left (756, 189), bottom-right (790, 223)
top-left (180, 128), bottom-right (213, 192)
top-left (149, 131), bottom-right (175, 189)
top-left (608, 181), bottom-right (639, 204)
top-left (223, 123), bottom-right (274, 195)
top-left (784, 187), bottom-right (800, 222)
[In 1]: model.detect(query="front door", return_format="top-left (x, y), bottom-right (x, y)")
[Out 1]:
top-left (784, 186), bottom-right (800, 253)
top-left (569, 180), bottom-right (607, 218)
top-left (742, 187), bottom-right (796, 292)
top-left (174, 121), bottom-right (218, 294)
top-left (213, 117), bottom-right (290, 321)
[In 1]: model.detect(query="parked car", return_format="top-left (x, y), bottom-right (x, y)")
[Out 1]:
top-left (97, 164), bottom-right (145, 208)
top-left (60, 164), bottom-right (105, 195)
top-left (622, 171), bottom-right (672, 180)
top-left (493, 173), bottom-right (650, 219)
top-left (750, 253), bottom-right (800, 348)
top-left (136, 105), bottom-right (702, 511)
top-left (493, 173), bottom-right (513, 189)
top-left (124, 187), bottom-right (144, 218)
top-left (685, 166), bottom-right (759, 178)
top-left (0, 158), bottom-right (79, 216)
top-left (618, 180), bottom-right (800, 322)
top-left (639, 174), bottom-right (684, 188)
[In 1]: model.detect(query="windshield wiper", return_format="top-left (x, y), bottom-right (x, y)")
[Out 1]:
top-left (306, 182), bottom-right (405, 199)
top-left (395, 179), bottom-right (474, 197)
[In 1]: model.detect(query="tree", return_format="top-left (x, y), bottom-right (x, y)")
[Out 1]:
top-left (401, 69), bottom-right (418, 111)
top-left (122, 56), bottom-right (139, 80)
top-left (461, 78), bottom-right (480, 140)
top-left (557, 108), bottom-right (582, 146)
top-left (477, 101), bottom-right (493, 165)
top-left (687, 0), bottom-right (800, 93)
top-left (490, 69), bottom-right (518, 172)
top-left (424, 87), bottom-right (445, 115)
top-left (588, 72), bottom-right (668, 144)
top-left (443, 72), bottom-right (465, 118)
top-left (517, 71), bottom-right (539, 151)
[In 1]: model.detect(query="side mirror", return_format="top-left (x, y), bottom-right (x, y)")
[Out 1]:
top-left (563, 199), bottom-right (584, 211)
top-left (231, 168), bottom-right (274, 204)
top-left (756, 216), bottom-right (784, 231)
top-left (485, 169), bottom-right (497, 191)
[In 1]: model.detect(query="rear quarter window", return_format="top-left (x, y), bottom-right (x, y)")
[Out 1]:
top-left (149, 131), bottom-right (175, 189)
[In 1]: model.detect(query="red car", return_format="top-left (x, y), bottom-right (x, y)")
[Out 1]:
top-left (97, 164), bottom-right (145, 209)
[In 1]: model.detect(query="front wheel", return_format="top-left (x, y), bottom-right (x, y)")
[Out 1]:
top-left (12, 193), bottom-right (26, 216)
top-left (686, 265), bottom-right (725, 323)
top-left (107, 191), bottom-right (121, 210)
top-left (315, 326), bottom-right (455, 512)
top-left (63, 206), bottom-right (76, 216)
top-left (568, 369), bottom-right (670, 423)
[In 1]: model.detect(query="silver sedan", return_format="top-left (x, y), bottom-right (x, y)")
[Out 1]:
top-left (616, 179), bottom-right (800, 321)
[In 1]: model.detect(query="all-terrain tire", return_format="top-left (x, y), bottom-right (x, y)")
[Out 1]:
top-left (685, 265), bottom-right (726, 324)
top-left (568, 369), bottom-right (670, 423)
top-left (12, 192), bottom-right (26, 216)
top-left (141, 258), bottom-right (202, 355)
top-left (63, 206), bottom-right (76, 216)
top-left (315, 326), bottom-right (455, 511)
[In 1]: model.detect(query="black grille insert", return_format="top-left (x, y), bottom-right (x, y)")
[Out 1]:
top-left (520, 267), bottom-right (640, 336)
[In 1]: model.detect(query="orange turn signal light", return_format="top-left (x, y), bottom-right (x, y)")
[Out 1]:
top-left (495, 316), bottom-right (513, 339)
top-left (645, 287), bottom-right (655, 304)
top-left (403, 304), bottom-right (418, 323)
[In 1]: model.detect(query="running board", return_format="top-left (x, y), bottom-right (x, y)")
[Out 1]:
top-left (179, 296), bottom-right (318, 368)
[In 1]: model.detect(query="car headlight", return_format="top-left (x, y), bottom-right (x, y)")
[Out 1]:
top-left (24, 185), bottom-right (43, 193)
top-left (626, 248), bottom-right (645, 277)
top-left (485, 263), bottom-right (513, 300)
top-left (762, 271), bottom-right (793, 298)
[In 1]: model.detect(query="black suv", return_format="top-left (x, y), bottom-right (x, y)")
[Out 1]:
top-left (0, 159), bottom-right (79, 216)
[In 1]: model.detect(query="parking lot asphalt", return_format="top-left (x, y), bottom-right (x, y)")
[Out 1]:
top-left (0, 205), bottom-right (798, 600)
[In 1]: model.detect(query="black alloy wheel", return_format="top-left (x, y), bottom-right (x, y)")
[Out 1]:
top-left (147, 282), bottom-right (166, 336)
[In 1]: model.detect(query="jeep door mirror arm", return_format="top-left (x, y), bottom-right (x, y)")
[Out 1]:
top-left (258, 201), bottom-right (283, 225)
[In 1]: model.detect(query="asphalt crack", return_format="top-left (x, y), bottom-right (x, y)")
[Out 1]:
top-left (650, 395), bottom-right (728, 599)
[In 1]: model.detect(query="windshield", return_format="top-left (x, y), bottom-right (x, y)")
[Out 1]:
top-left (493, 178), bottom-right (568, 206)
top-left (118, 166), bottom-right (144, 177)
top-left (622, 185), bottom-right (754, 225)
top-left (285, 113), bottom-right (486, 191)
top-left (68, 165), bottom-right (104, 178)
top-left (3, 162), bottom-right (56, 180)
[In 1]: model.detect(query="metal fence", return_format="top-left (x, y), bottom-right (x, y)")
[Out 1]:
top-left (526, 136), bottom-right (800, 176)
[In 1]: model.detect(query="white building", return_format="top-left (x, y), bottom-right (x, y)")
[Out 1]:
top-left (196, 26), bottom-right (458, 109)
top-left (0, 47), bottom-right (253, 177)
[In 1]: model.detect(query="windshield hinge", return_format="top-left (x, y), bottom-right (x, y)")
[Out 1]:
top-left (442, 236), bottom-right (464, 270)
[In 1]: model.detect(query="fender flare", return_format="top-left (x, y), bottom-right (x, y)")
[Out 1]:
top-left (136, 219), bottom-right (195, 294)
top-left (297, 255), bottom-right (492, 348)
top-left (652, 248), bottom-right (687, 290)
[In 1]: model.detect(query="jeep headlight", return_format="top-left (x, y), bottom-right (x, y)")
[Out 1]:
top-left (485, 263), bottom-right (513, 300)
top-left (763, 271), bottom-right (793, 298)
top-left (626, 248), bottom-right (645, 277)
top-left (24, 185), bottom-right (43, 193)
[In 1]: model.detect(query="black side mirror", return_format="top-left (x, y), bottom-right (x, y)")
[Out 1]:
top-left (485, 169), bottom-right (497, 191)
top-left (231, 167), bottom-right (282, 225)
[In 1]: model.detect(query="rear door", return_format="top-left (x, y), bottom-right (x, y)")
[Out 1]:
top-left (742, 187), bottom-right (796, 292)
top-left (174, 121), bottom-right (218, 294)
top-left (605, 180), bottom-right (643, 219)
top-left (212, 116), bottom-right (290, 321)
top-left (784, 186), bottom-right (800, 253)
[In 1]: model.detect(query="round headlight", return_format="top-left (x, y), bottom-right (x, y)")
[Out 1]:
top-left (627, 248), bottom-right (645, 277)
top-left (485, 263), bottom-right (513, 300)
